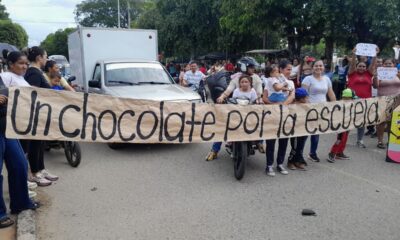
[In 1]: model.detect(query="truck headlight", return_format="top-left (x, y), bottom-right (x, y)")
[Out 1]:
top-left (190, 99), bottom-right (202, 103)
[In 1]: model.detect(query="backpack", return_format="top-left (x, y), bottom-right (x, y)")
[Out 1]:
top-left (206, 71), bottom-right (231, 103)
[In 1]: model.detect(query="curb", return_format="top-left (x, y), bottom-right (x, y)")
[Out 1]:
top-left (16, 210), bottom-right (36, 240)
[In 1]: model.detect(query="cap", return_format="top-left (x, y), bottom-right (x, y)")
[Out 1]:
top-left (295, 88), bottom-right (308, 99)
top-left (342, 88), bottom-right (353, 98)
top-left (225, 63), bottom-right (235, 72)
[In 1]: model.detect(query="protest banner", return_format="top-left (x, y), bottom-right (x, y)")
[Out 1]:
top-left (377, 67), bottom-right (399, 81)
top-left (387, 104), bottom-right (400, 163)
top-left (6, 87), bottom-right (400, 143)
top-left (356, 43), bottom-right (378, 57)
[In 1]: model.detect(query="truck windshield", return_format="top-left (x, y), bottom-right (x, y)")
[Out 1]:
top-left (105, 62), bottom-right (173, 86)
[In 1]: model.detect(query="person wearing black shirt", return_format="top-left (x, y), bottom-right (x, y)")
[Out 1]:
top-left (22, 46), bottom-right (58, 186)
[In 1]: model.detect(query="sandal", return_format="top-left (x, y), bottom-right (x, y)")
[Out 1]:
top-left (377, 142), bottom-right (386, 149)
top-left (0, 217), bottom-right (14, 229)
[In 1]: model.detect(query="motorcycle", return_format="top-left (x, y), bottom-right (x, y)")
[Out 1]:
top-left (226, 98), bottom-right (257, 180)
top-left (188, 80), bottom-right (207, 103)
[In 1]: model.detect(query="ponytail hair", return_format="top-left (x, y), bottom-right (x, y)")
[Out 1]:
top-left (2, 49), bottom-right (25, 66)
top-left (23, 46), bottom-right (45, 62)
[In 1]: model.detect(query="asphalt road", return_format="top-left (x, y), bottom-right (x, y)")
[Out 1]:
top-left (36, 131), bottom-right (400, 240)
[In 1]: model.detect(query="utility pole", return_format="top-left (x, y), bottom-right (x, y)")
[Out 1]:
top-left (117, 0), bottom-right (121, 28)
top-left (127, 0), bottom-right (131, 29)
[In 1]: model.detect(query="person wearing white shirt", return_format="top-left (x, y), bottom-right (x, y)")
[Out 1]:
top-left (0, 71), bottom-right (30, 87)
top-left (182, 62), bottom-right (205, 88)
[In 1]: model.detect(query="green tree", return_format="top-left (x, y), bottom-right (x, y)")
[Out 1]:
top-left (220, 0), bottom-right (400, 61)
top-left (0, 0), bottom-right (9, 20)
top-left (0, 20), bottom-right (28, 49)
top-left (136, 0), bottom-right (268, 58)
top-left (40, 28), bottom-right (76, 59)
top-left (221, 0), bottom-right (326, 58)
top-left (75, 0), bottom-right (145, 28)
top-left (137, 0), bottom-right (221, 57)
top-left (311, 0), bottom-right (400, 64)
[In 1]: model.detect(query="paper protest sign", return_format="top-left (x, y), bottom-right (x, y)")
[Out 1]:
top-left (6, 87), bottom-right (400, 144)
top-left (377, 67), bottom-right (398, 81)
top-left (356, 43), bottom-right (377, 57)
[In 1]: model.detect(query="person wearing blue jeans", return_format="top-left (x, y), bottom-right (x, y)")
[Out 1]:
top-left (0, 135), bottom-right (37, 222)
top-left (265, 138), bottom-right (289, 176)
top-left (309, 135), bottom-right (320, 162)
top-left (206, 142), bottom-right (222, 161)
top-left (0, 74), bottom-right (37, 228)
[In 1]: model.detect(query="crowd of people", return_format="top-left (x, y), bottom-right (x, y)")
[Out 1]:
top-left (178, 47), bottom-right (400, 176)
top-left (0, 46), bottom-right (75, 228)
top-left (0, 44), bottom-right (399, 229)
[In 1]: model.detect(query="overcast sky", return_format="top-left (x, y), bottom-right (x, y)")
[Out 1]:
top-left (3, 0), bottom-right (82, 46)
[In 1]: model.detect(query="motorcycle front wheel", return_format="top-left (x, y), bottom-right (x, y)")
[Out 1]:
top-left (233, 141), bottom-right (247, 180)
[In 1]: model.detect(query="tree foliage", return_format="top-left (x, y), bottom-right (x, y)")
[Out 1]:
top-left (40, 28), bottom-right (76, 59)
top-left (0, 0), bottom-right (9, 20)
top-left (75, 0), bottom-right (145, 28)
top-left (220, 0), bottom-right (400, 60)
top-left (74, 0), bottom-right (400, 60)
top-left (0, 20), bottom-right (28, 49)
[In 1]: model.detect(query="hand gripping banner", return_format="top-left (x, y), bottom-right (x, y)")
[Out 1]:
top-left (6, 87), bottom-right (400, 143)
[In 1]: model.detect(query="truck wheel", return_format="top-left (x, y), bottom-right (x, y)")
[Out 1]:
top-left (108, 143), bottom-right (123, 150)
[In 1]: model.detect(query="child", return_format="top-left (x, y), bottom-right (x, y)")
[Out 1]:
top-left (49, 72), bottom-right (64, 91)
top-left (232, 75), bottom-right (258, 103)
top-left (327, 88), bottom-right (354, 163)
top-left (265, 65), bottom-right (293, 103)
top-left (287, 88), bottom-right (309, 170)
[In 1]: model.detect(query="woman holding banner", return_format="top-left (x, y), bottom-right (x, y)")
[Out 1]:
top-left (373, 58), bottom-right (400, 149)
top-left (0, 53), bottom-right (39, 229)
top-left (302, 60), bottom-right (336, 162)
top-left (23, 46), bottom-right (58, 186)
top-left (348, 47), bottom-right (378, 148)
top-left (263, 60), bottom-right (295, 176)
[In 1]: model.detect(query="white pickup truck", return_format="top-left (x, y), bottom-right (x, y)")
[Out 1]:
top-left (68, 27), bottom-right (201, 102)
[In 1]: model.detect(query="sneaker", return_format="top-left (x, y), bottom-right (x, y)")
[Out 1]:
top-left (357, 141), bottom-right (366, 148)
top-left (377, 142), bottom-right (386, 149)
top-left (257, 143), bottom-right (265, 154)
top-left (27, 181), bottom-right (37, 190)
top-left (336, 153), bottom-right (350, 160)
top-left (277, 165), bottom-right (289, 175)
top-left (266, 166), bottom-right (275, 177)
top-left (370, 132), bottom-right (377, 138)
top-left (294, 162), bottom-right (307, 171)
top-left (41, 169), bottom-right (59, 181)
top-left (308, 154), bottom-right (320, 162)
top-left (28, 190), bottom-right (37, 199)
top-left (205, 151), bottom-right (218, 161)
top-left (287, 162), bottom-right (296, 170)
top-left (30, 173), bottom-right (52, 187)
top-left (327, 153), bottom-right (336, 163)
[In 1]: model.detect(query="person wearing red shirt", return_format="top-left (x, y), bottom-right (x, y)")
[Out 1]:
top-left (199, 63), bottom-right (207, 75)
top-left (347, 46), bottom-right (378, 148)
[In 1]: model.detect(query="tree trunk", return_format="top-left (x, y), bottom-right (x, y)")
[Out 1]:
top-left (288, 36), bottom-right (301, 58)
top-left (325, 37), bottom-right (334, 67)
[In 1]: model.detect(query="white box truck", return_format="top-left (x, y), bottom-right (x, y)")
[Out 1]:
top-left (68, 27), bottom-right (201, 102)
